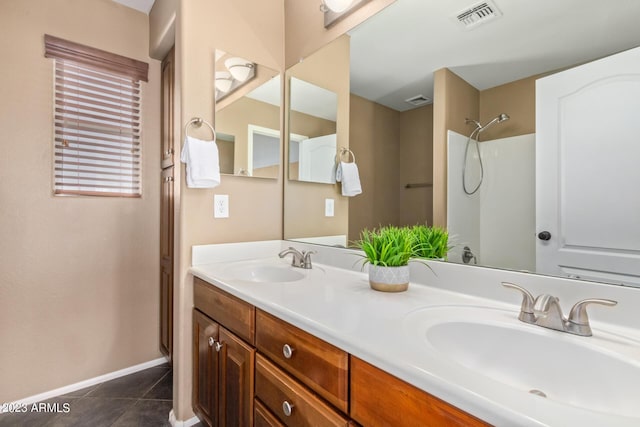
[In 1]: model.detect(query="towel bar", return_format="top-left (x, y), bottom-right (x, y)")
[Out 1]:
top-left (185, 117), bottom-right (216, 141)
top-left (337, 147), bottom-right (356, 163)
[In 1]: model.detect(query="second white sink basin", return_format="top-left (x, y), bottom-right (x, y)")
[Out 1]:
top-left (403, 306), bottom-right (640, 419)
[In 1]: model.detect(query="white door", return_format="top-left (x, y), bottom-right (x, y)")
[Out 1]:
top-left (536, 46), bottom-right (640, 286)
top-left (299, 134), bottom-right (337, 184)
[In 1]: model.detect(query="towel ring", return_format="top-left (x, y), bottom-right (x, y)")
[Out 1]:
top-left (185, 117), bottom-right (216, 142)
top-left (337, 147), bottom-right (356, 163)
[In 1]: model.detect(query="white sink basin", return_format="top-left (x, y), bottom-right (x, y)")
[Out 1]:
top-left (403, 306), bottom-right (640, 418)
top-left (220, 258), bottom-right (324, 283)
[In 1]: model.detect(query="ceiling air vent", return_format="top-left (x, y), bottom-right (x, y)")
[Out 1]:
top-left (405, 95), bottom-right (431, 107)
top-left (454, 0), bottom-right (502, 30)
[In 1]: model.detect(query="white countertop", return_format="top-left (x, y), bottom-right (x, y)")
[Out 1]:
top-left (189, 241), bottom-right (640, 427)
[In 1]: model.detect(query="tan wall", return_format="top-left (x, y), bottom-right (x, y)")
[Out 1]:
top-left (174, 0), bottom-right (285, 420)
top-left (399, 104), bottom-right (434, 227)
top-left (284, 35), bottom-right (350, 240)
top-left (348, 94), bottom-right (401, 242)
top-left (216, 97), bottom-right (281, 176)
top-left (432, 68), bottom-right (480, 227)
top-left (149, 0), bottom-right (177, 59)
top-left (284, 0), bottom-right (396, 68)
top-left (0, 0), bottom-right (161, 403)
top-left (479, 74), bottom-right (537, 141)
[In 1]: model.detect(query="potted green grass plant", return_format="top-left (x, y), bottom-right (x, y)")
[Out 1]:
top-left (355, 225), bottom-right (415, 292)
top-left (410, 225), bottom-right (450, 260)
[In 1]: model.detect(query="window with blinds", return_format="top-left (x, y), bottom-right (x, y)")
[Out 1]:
top-left (44, 35), bottom-right (149, 197)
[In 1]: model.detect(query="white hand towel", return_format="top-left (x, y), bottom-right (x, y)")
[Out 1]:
top-left (335, 161), bottom-right (362, 197)
top-left (180, 135), bottom-right (221, 188)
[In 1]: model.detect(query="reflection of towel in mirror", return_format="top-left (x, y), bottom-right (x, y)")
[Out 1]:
top-left (180, 135), bottom-right (221, 188)
top-left (335, 161), bottom-right (362, 197)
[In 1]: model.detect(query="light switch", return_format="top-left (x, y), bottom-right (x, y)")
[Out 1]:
top-left (325, 198), bottom-right (335, 217)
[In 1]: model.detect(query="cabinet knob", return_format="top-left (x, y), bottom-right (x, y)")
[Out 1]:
top-left (214, 341), bottom-right (223, 352)
top-left (282, 401), bottom-right (294, 417)
top-left (165, 148), bottom-right (174, 156)
top-left (208, 337), bottom-right (215, 347)
top-left (282, 344), bottom-right (295, 359)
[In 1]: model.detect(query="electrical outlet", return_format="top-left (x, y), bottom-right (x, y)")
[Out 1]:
top-left (325, 198), bottom-right (335, 217)
top-left (214, 194), bottom-right (229, 218)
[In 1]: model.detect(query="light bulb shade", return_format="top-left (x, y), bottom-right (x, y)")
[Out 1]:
top-left (224, 57), bottom-right (255, 82)
top-left (215, 71), bottom-right (233, 93)
top-left (323, 0), bottom-right (353, 13)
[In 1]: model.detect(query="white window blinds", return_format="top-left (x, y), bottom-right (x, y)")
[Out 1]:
top-left (45, 35), bottom-right (149, 197)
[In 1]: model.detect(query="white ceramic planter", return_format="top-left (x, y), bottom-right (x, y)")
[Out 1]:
top-left (368, 264), bottom-right (410, 292)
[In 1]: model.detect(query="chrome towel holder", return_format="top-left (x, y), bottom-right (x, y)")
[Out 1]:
top-left (185, 117), bottom-right (216, 141)
top-left (337, 147), bottom-right (356, 163)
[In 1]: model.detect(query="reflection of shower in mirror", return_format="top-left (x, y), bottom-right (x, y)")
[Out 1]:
top-left (462, 113), bottom-right (510, 195)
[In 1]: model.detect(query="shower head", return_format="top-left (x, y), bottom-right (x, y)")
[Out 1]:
top-left (478, 113), bottom-right (510, 133)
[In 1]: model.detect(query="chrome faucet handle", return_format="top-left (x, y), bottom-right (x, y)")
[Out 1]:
top-left (278, 247), bottom-right (305, 267)
top-left (502, 282), bottom-right (536, 323)
top-left (567, 298), bottom-right (617, 336)
top-left (301, 250), bottom-right (316, 269)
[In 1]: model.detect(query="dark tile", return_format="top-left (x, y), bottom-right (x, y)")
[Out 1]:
top-left (111, 399), bottom-right (172, 427)
top-left (142, 370), bottom-right (172, 400)
top-left (62, 384), bottom-right (100, 398)
top-left (88, 367), bottom-right (170, 399)
top-left (44, 397), bottom-right (136, 427)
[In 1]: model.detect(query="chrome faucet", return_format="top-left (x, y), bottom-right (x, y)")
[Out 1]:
top-left (278, 247), bottom-right (315, 269)
top-left (502, 282), bottom-right (617, 337)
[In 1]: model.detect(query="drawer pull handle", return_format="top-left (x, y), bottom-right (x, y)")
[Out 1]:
top-left (282, 401), bottom-right (294, 417)
top-left (214, 341), bottom-right (223, 352)
top-left (208, 337), bottom-right (215, 347)
top-left (282, 344), bottom-right (295, 359)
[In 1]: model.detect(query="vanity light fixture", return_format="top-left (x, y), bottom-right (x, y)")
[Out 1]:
top-left (321, 0), bottom-right (369, 28)
top-left (224, 57), bottom-right (255, 82)
top-left (215, 71), bottom-right (233, 93)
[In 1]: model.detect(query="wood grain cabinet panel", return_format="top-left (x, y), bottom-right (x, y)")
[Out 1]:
top-left (255, 309), bottom-right (348, 412)
top-left (350, 357), bottom-right (490, 427)
top-left (218, 328), bottom-right (255, 427)
top-left (194, 277), bottom-right (255, 344)
top-left (255, 354), bottom-right (350, 427)
top-left (193, 310), bottom-right (220, 427)
top-left (255, 399), bottom-right (286, 427)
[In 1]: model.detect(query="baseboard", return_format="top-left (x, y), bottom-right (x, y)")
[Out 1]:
top-left (169, 409), bottom-right (200, 427)
top-left (3, 356), bottom-right (169, 411)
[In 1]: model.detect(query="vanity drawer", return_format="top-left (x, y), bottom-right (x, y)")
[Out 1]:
top-left (350, 356), bottom-right (490, 427)
top-left (255, 354), bottom-right (350, 427)
top-left (255, 399), bottom-right (285, 427)
top-left (255, 309), bottom-right (348, 412)
top-left (194, 277), bottom-right (255, 344)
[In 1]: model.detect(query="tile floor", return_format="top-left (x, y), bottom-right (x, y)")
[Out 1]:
top-left (0, 363), bottom-right (181, 427)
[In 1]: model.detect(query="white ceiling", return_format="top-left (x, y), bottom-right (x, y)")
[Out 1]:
top-left (112, 0), bottom-right (155, 14)
top-left (349, 0), bottom-right (640, 111)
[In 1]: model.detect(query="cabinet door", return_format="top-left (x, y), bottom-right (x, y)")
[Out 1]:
top-left (193, 310), bottom-right (220, 427)
top-left (161, 47), bottom-right (175, 169)
top-left (160, 167), bottom-right (174, 359)
top-left (218, 327), bottom-right (255, 427)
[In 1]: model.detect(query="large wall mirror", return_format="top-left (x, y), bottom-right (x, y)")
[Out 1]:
top-left (215, 50), bottom-right (281, 179)
top-left (283, 0), bottom-right (640, 288)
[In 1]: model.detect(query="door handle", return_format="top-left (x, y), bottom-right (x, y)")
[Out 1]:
top-left (538, 231), bottom-right (552, 241)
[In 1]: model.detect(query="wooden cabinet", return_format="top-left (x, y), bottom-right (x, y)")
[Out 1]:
top-left (161, 47), bottom-right (175, 169)
top-left (255, 309), bottom-right (348, 412)
top-left (255, 399), bottom-right (285, 427)
top-left (350, 356), bottom-right (490, 427)
top-left (193, 278), bottom-right (256, 427)
top-left (255, 354), bottom-right (350, 427)
top-left (159, 46), bottom-right (175, 362)
top-left (193, 310), bottom-right (220, 427)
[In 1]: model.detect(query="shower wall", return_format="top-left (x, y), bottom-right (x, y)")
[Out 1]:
top-left (447, 130), bottom-right (535, 271)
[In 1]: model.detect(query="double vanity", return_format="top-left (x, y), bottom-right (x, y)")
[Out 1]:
top-left (189, 241), bottom-right (640, 426)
